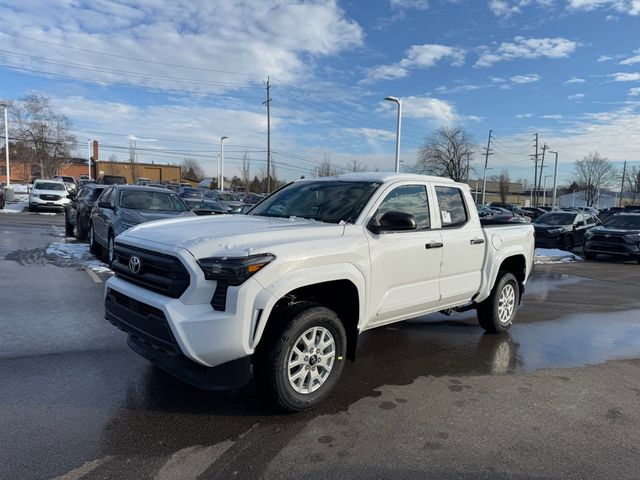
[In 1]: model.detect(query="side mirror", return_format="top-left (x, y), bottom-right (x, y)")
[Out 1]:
top-left (98, 201), bottom-right (112, 209)
top-left (369, 211), bottom-right (417, 234)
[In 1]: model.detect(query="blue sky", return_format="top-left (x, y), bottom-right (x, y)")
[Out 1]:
top-left (0, 0), bottom-right (639, 185)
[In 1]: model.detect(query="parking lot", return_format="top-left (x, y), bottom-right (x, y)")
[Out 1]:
top-left (0, 209), bottom-right (639, 480)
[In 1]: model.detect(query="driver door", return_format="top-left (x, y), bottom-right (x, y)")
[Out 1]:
top-left (365, 183), bottom-right (443, 327)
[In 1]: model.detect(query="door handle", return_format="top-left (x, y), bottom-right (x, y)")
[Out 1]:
top-left (470, 238), bottom-right (485, 245)
top-left (425, 242), bottom-right (443, 249)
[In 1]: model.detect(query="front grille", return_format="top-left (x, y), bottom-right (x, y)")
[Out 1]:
top-left (591, 244), bottom-right (628, 253)
top-left (591, 234), bottom-right (625, 244)
top-left (105, 289), bottom-right (180, 355)
top-left (40, 194), bottom-right (61, 201)
top-left (112, 243), bottom-right (190, 298)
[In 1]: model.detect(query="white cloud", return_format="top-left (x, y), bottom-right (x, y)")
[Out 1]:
top-left (620, 49), bottom-right (640, 65)
top-left (390, 0), bottom-right (430, 10)
top-left (597, 55), bottom-right (614, 62)
top-left (568, 93), bottom-right (586, 100)
top-left (363, 44), bottom-right (466, 83)
top-left (516, 113), bottom-right (534, 118)
top-left (0, 0), bottom-right (363, 92)
top-left (510, 73), bottom-right (541, 83)
top-left (378, 96), bottom-right (458, 124)
top-left (475, 36), bottom-right (578, 68)
top-left (565, 77), bottom-right (586, 84)
top-left (609, 72), bottom-right (640, 81)
top-left (567, 0), bottom-right (640, 16)
top-left (541, 114), bottom-right (563, 119)
top-left (344, 127), bottom-right (397, 141)
top-left (629, 87), bottom-right (640, 96)
top-left (489, 0), bottom-right (555, 18)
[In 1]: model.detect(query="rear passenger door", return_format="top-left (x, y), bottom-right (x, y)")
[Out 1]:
top-left (433, 184), bottom-right (484, 305)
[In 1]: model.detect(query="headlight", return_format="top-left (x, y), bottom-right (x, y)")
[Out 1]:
top-left (547, 228), bottom-right (564, 235)
top-left (31, 193), bottom-right (39, 198)
top-left (198, 254), bottom-right (275, 285)
top-left (584, 230), bottom-right (594, 239)
top-left (625, 233), bottom-right (640, 242)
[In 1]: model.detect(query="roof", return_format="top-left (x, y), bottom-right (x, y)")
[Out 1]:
top-left (299, 172), bottom-right (456, 184)
top-left (109, 185), bottom-right (176, 192)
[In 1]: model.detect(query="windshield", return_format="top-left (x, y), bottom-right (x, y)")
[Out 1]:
top-left (119, 190), bottom-right (189, 212)
top-left (534, 213), bottom-right (576, 225)
top-left (249, 180), bottom-right (381, 224)
top-left (603, 215), bottom-right (640, 229)
top-left (35, 182), bottom-right (66, 191)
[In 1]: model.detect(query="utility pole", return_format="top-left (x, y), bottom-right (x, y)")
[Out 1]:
top-left (537, 143), bottom-right (548, 206)
top-left (466, 151), bottom-right (471, 183)
top-left (549, 150), bottom-right (559, 210)
top-left (620, 160), bottom-right (627, 207)
top-left (481, 129), bottom-right (493, 204)
top-left (532, 133), bottom-right (539, 207)
top-left (263, 77), bottom-right (272, 194)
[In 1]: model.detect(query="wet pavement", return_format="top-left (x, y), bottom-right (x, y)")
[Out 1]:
top-left (1, 213), bottom-right (640, 479)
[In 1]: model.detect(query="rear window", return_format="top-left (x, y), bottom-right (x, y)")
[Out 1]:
top-left (35, 182), bottom-right (66, 191)
top-left (603, 215), bottom-right (640, 229)
top-left (435, 186), bottom-right (468, 227)
top-left (119, 190), bottom-right (188, 212)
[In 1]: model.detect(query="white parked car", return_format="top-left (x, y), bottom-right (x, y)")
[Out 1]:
top-left (104, 173), bottom-right (535, 411)
top-left (29, 179), bottom-right (71, 212)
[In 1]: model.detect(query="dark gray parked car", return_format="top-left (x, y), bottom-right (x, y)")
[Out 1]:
top-left (64, 183), bottom-right (106, 238)
top-left (89, 185), bottom-right (195, 264)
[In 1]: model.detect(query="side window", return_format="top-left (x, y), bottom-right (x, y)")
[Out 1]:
top-left (99, 188), bottom-right (113, 205)
top-left (574, 214), bottom-right (584, 225)
top-left (374, 185), bottom-right (430, 229)
top-left (585, 214), bottom-right (596, 225)
top-left (435, 186), bottom-right (468, 228)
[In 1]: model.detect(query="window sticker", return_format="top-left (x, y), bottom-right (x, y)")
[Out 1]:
top-left (441, 211), bottom-right (452, 224)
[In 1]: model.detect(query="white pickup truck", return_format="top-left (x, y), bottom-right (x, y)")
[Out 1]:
top-left (105, 173), bottom-right (534, 411)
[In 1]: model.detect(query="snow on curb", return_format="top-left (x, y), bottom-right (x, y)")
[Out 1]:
top-left (534, 248), bottom-right (583, 265)
top-left (0, 202), bottom-right (27, 213)
top-left (45, 242), bottom-right (112, 273)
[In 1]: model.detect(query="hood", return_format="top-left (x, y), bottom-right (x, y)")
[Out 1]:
top-left (533, 223), bottom-right (570, 230)
top-left (119, 208), bottom-right (195, 224)
top-left (590, 226), bottom-right (640, 235)
top-left (120, 214), bottom-right (345, 258)
top-left (32, 188), bottom-right (68, 196)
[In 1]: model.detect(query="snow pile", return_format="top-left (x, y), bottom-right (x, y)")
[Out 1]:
top-left (0, 202), bottom-right (27, 213)
top-left (534, 248), bottom-right (583, 264)
top-left (45, 242), bottom-right (112, 273)
top-left (46, 242), bottom-right (93, 260)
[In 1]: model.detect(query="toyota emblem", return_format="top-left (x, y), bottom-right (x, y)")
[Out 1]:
top-left (128, 255), bottom-right (142, 274)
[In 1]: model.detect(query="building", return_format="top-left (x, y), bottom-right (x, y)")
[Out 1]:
top-left (91, 160), bottom-right (181, 184)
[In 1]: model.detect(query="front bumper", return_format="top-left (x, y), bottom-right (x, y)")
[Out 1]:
top-left (30, 196), bottom-right (69, 210)
top-left (534, 234), bottom-right (562, 248)
top-left (584, 239), bottom-right (640, 258)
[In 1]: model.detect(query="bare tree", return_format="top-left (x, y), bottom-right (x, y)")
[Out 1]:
top-left (574, 152), bottom-right (618, 207)
top-left (625, 166), bottom-right (640, 205)
top-left (314, 154), bottom-right (339, 177)
top-left (181, 157), bottom-right (204, 180)
top-left (346, 159), bottom-right (367, 172)
top-left (498, 169), bottom-right (511, 203)
top-left (416, 127), bottom-right (473, 182)
top-left (241, 152), bottom-right (251, 190)
top-left (108, 153), bottom-right (119, 162)
top-left (11, 93), bottom-right (76, 178)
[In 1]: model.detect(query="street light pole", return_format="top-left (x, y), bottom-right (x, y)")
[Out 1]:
top-left (549, 150), bottom-right (559, 210)
top-left (220, 136), bottom-right (228, 192)
top-left (384, 96), bottom-right (402, 173)
top-left (543, 175), bottom-right (553, 206)
top-left (2, 102), bottom-right (10, 187)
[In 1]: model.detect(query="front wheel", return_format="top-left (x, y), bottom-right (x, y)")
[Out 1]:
top-left (89, 224), bottom-right (100, 256)
top-left (107, 233), bottom-right (115, 266)
top-left (584, 250), bottom-right (597, 260)
top-left (76, 215), bottom-right (88, 239)
top-left (254, 304), bottom-right (347, 412)
top-left (64, 211), bottom-right (74, 236)
top-left (477, 272), bottom-right (520, 334)
top-left (562, 235), bottom-right (574, 252)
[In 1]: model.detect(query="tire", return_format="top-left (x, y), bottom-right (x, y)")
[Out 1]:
top-left (29, 205), bottom-right (36, 212)
top-left (76, 215), bottom-right (88, 240)
top-left (477, 272), bottom-right (519, 334)
top-left (562, 235), bottom-right (574, 252)
top-left (107, 232), bottom-right (115, 266)
top-left (64, 211), bottom-right (74, 236)
top-left (89, 223), bottom-right (100, 256)
top-left (584, 250), bottom-right (597, 260)
top-left (254, 304), bottom-right (347, 412)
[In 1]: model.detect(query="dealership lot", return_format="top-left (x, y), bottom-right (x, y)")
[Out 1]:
top-left (1, 212), bottom-right (640, 480)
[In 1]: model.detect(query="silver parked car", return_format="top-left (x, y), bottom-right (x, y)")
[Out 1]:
top-left (89, 185), bottom-right (195, 264)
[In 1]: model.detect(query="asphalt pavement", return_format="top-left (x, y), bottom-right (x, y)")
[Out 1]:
top-left (1, 212), bottom-right (640, 479)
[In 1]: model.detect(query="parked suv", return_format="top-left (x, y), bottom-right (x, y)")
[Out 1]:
top-left (489, 202), bottom-right (534, 219)
top-left (533, 211), bottom-right (600, 250)
top-left (89, 185), bottom-right (195, 264)
top-left (64, 183), bottom-right (106, 238)
top-left (584, 213), bottom-right (640, 264)
top-left (29, 180), bottom-right (71, 211)
top-left (97, 175), bottom-right (128, 185)
top-left (53, 175), bottom-right (78, 195)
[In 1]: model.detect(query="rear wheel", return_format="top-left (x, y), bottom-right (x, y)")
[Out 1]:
top-left (89, 224), bottom-right (100, 256)
top-left (64, 211), bottom-right (74, 236)
top-left (477, 272), bottom-right (519, 334)
top-left (254, 304), bottom-right (346, 412)
top-left (76, 215), bottom-right (88, 239)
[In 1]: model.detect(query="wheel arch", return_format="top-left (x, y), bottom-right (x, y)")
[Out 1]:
top-left (497, 254), bottom-right (527, 301)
